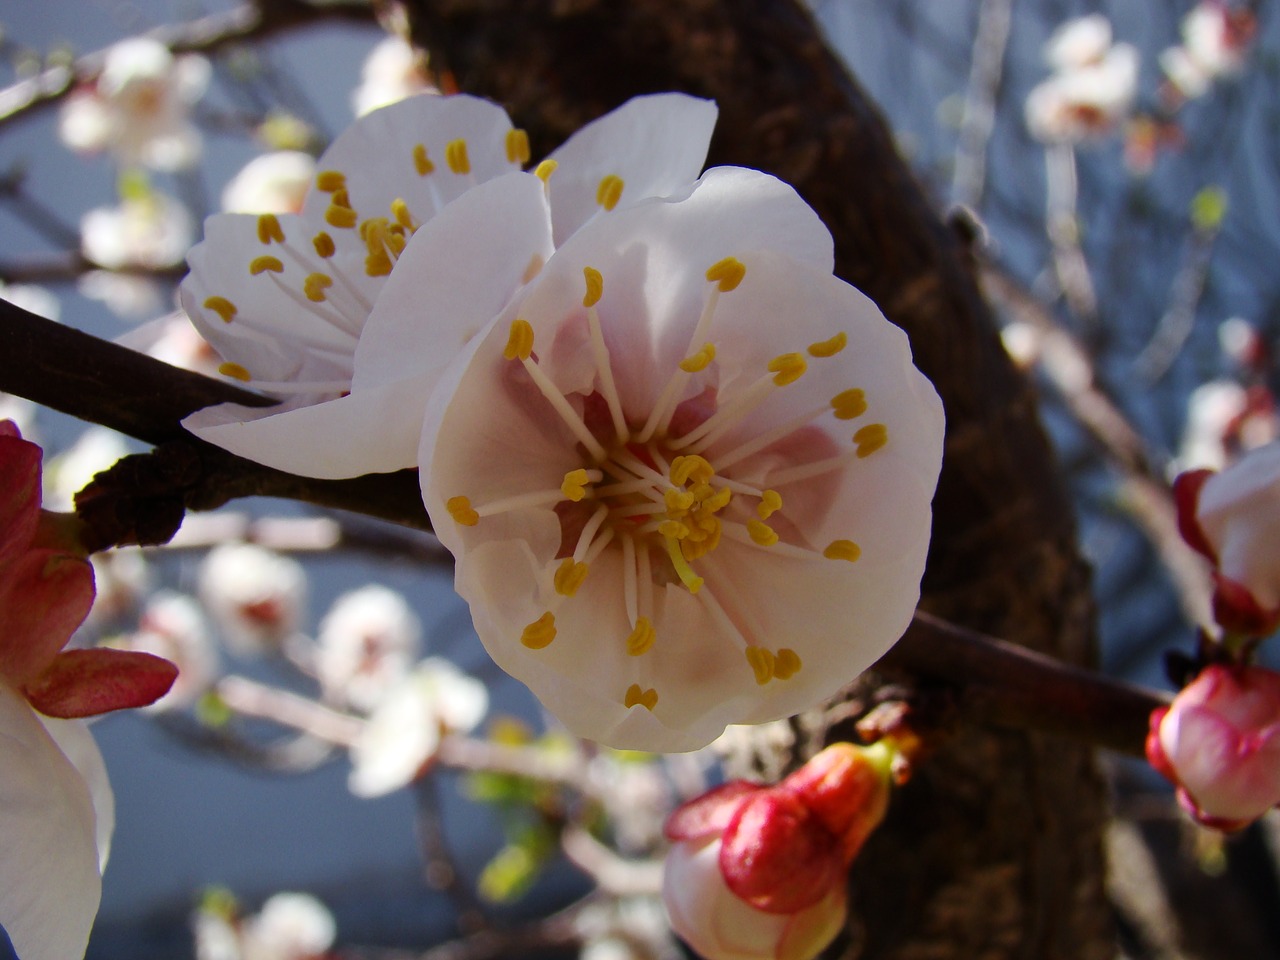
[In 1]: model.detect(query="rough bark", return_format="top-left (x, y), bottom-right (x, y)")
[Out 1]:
top-left (399, 2), bottom-right (1112, 957)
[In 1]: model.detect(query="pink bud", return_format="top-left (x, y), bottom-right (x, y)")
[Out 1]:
top-left (1147, 664), bottom-right (1280, 829)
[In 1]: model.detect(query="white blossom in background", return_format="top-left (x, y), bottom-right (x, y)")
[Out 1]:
top-left (58, 37), bottom-right (210, 170)
top-left (1161, 2), bottom-right (1256, 100)
top-left (43, 426), bottom-right (131, 512)
top-left (119, 591), bottom-right (218, 710)
top-left (83, 548), bottom-right (152, 631)
top-left (198, 543), bottom-right (308, 656)
top-left (241, 892), bottom-right (336, 960)
top-left (351, 35), bottom-right (438, 117)
top-left (348, 658), bottom-right (489, 797)
top-left (315, 584), bottom-right (422, 712)
top-left (81, 191), bottom-right (194, 271)
top-left (116, 313), bottom-right (223, 378)
top-left (180, 92), bottom-right (719, 478)
top-left (221, 151), bottom-right (319, 215)
top-left (1025, 15), bottom-right (1139, 144)
top-left (0, 280), bottom-right (61, 322)
top-left (0, 393), bottom-right (38, 440)
top-left (1179, 380), bottom-right (1251, 471)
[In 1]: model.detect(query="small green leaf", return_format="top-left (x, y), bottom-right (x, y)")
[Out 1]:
top-left (1190, 186), bottom-right (1229, 232)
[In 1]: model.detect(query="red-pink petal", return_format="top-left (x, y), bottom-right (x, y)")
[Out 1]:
top-left (0, 550), bottom-right (95, 686)
top-left (0, 429), bottom-right (42, 566)
top-left (664, 780), bottom-right (759, 841)
top-left (1173, 468), bottom-right (1217, 562)
top-left (23, 648), bottom-right (178, 719)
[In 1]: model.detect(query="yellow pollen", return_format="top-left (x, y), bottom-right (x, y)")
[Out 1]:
top-left (664, 488), bottom-right (695, 512)
top-left (325, 204), bottom-right (358, 229)
top-left (659, 519), bottom-right (690, 540)
top-left (256, 214), bottom-right (284, 244)
top-left (412, 144), bottom-right (435, 176)
top-left (774, 648), bottom-right (802, 679)
top-left (624, 683), bottom-right (658, 710)
top-left (521, 612), bottom-right (557, 650)
top-left (315, 170), bottom-right (346, 192)
top-left (561, 468), bottom-right (592, 501)
top-left (249, 256), bottom-right (284, 276)
top-left (534, 159), bottom-right (558, 182)
top-left (218, 362), bottom-right (251, 382)
top-left (808, 332), bottom-right (848, 357)
top-left (832, 388), bottom-right (868, 420)
top-left (854, 423), bottom-right (888, 457)
top-left (583, 266), bottom-right (604, 307)
top-left (553, 558), bottom-right (589, 597)
top-left (767, 352), bottom-right (807, 386)
top-left (203, 296), bottom-right (237, 323)
top-left (504, 319), bottom-right (535, 361)
top-left (303, 273), bottom-right (332, 302)
top-left (823, 539), bottom-right (862, 562)
top-left (330, 188), bottom-right (353, 209)
top-left (705, 256), bottom-right (746, 292)
top-left (506, 128), bottom-right (531, 165)
top-left (391, 198), bottom-right (415, 230)
top-left (445, 139), bottom-right (471, 175)
top-left (745, 646), bottom-right (776, 685)
top-left (757, 489), bottom-right (782, 520)
top-left (669, 454), bottom-right (714, 486)
top-left (596, 174), bottom-right (624, 211)
top-left (446, 496), bottom-right (480, 526)
top-left (312, 232), bottom-right (336, 258)
top-left (679, 342), bottom-right (716, 373)
top-left (626, 617), bottom-right (656, 656)
top-left (365, 254), bottom-right (391, 277)
top-left (747, 519), bottom-right (779, 546)
top-left (663, 535), bottom-right (704, 593)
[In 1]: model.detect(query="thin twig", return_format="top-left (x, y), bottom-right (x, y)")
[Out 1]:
top-left (951, 0), bottom-right (1013, 209)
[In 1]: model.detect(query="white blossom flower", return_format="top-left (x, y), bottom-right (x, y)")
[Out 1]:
top-left (180, 92), bottom-right (718, 479)
top-left (81, 191), bottom-right (194, 270)
top-left (1025, 39), bottom-right (1139, 144)
top-left (43, 426), bottom-right (131, 512)
top-left (1043, 14), bottom-right (1114, 72)
top-left (418, 166), bottom-right (944, 752)
top-left (198, 544), bottom-right (307, 656)
top-left (120, 591), bottom-right (218, 710)
top-left (347, 658), bottom-right (488, 797)
top-left (0, 280), bottom-right (60, 322)
top-left (241, 892), bottom-right (336, 960)
top-left (78, 270), bottom-right (167, 321)
top-left (1161, 3), bottom-right (1256, 100)
top-left (58, 37), bottom-right (210, 170)
top-left (221, 151), bottom-right (319, 215)
top-left (315, 583), bottom-right (422, 711)
top-left (351, 36), bottom-right (438, 117)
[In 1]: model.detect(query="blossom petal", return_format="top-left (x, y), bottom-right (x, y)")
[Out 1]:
top-left (0, 683), bottom-right (101, 960)
top-left (0, 549), bottom-right (95, 688)
top-left (544, 93), bottom-right (718, 243)
top-left (0, 427), bottom-right (41, 565)
top-left (22, 648), bottom-right (178, 719)
top-left (41, 715), bottom-right (114, 871)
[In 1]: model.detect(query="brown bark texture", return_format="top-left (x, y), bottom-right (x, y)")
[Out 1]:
top-left (399, 1), bottom-right (1112, 957)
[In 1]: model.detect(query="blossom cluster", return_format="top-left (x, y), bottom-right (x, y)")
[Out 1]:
top-left (1025, 14), bottom-right (1138, 145)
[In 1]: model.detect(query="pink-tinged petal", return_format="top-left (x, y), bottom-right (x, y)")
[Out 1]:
top-left (0, 549), bottom-right (95, 687)
top-left (719, 788), bottom-right (842, 913)
top-left (775, 886), bottom-right (847, 960)
top-left (1172, 468), bottom-right (1216, 561)
top-left (544, 93), bottom-right (718, 243)
top-left (23, 648), bottom-right (178, 719)
top-left (182, 373), bottom-right (434, 479)
top-left (1194, 441), bottom-right (1280, 613)
top-left (0, 683), bottom-right (101, 960)
top-left (1211, 572), bottom-right (1280, 636)
top-left (665, 781), bottom-right (759, 841)
top-left (0, 427), bottom-right (41, 564)
top-left (352, 171), bottom-right (554, 391)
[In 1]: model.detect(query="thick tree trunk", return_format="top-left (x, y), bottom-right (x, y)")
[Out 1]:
top-left (400, 1), bottom-right (1112, 956)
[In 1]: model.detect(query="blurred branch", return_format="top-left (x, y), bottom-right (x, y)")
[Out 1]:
top-left (0, 0), bottom-right (379, 129)
top-left (950, 0), bottom-right (1013, 209)
top-left (1044, 144), bottom-right (1100, 324)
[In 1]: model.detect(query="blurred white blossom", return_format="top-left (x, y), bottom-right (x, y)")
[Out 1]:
top-left (199, 544), bottom-right (308, 656)
top-left (221, 151), bottom-right (318, 215)
top-left (81, 191), bottom-right (194, 270)
top-left (1026, 16), bottom-right (1138, 144)
top-left (43, 425), bottom-right (131, 511)
top-left (351, 35), bottom-right (437, 117)
top-left (316, 583), bottom-right (422, 712)
top-left (0, 280), bottom-right (61, 322)
top-left (1161, 2), bottom-right (1256, 100)
top-left (241, 892), bottom-right (336, 960)
top-left (120, 591), bottom-right (218, 711)
top-left (83, 548), bottom-right (152, 631)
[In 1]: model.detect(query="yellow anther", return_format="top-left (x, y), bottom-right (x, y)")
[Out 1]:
top-left (670, 454), bottom-right (714, 486)
top-left (659, 519), bottom-right (690, 540)
top-left (329, 188), bottom-right (353, 209)
top-left (663, 488), bottom-right (695, 512)
top-left (663, 535), bottom-right (704, 593)
top-left (745, 646), bottom-right (776, 685)
top-left (312, 232), bottom-right (336, 258)
top-left (365, 252), bottom-right (393, 277)
top-left (218, 362), bottom-right (251, 382)
top-left (767, 352), bottom-right (807, 386)
top-left (583, 266), bottom-right (604, 308)
top-left (303, 273), bottom-right (333, 302)
top-left (624, 683), bottom-right (658, 710)
top-left (203, 296), bottom-right (237, 323)
top-left (534, 159), bottom-right (558, 182)
top-left (773, 648), bottom-right (802, 679)
top-left (315, 170), bottom-right (346, 192)
top-left (520, 612), bottom-right (557, 650)
top-left (832, 388), bottom-right (868, 421)
top-left (808, 331), bottom-right (848, 358)
top-left (256, 214), bottom-right (284, 245)
top-left (679, 342), bottom-right (716, 373)
top-left (446, 496), bottom-right (480, 527)
top-left (411, 144), bottom-right (435, 176)
top-left (505, 128), bottom-right (531, 165)
top-left (325, 204), bottom-right (358, 229)
top-left (445, 139), bottom-right (471, 175)
top-left (823, 539), bottom-right (862, 563)
top-left (757, 489), bottom-right (782, 520)
top-left (249, 255), bottom-right (284, 275)
top-left (561, 468), bottom-right (592, 502)
top-left (747, 519), bottom-right (779, 547)
top-left (391, 198), bottom-right (415, 231)
top-left (553, 558), bottom-right (589, 597)
top-left (503, 319), bottom-right (535, 361)
top-left (626, 617), bottom-right (656, 656)
top-left (703, 485), bottom-right (732, 512)
top-left (596, 174), bottom-right (624, 211)
top-left (705, 256), bottom-right (746, 292)
top-left (854, 423), bottom-right (888, 458)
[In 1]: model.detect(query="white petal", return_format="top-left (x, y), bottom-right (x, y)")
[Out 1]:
top-left (0, 684), bottom-right (101, 960)
top-left (544, 93), bottom-right (718, 243)
top-left (40, 717), bottom-right (114, 871)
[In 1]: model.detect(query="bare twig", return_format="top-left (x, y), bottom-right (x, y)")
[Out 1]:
top-left (950, 0), bottom-right (1013, 209)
